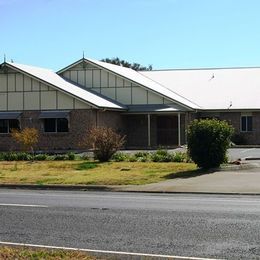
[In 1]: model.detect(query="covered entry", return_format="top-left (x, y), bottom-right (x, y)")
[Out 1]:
top-left (125, 106), bottom-right (186, 148)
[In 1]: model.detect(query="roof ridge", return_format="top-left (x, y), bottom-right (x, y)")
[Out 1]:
top-left (143, 66), bottom-right (260, 72)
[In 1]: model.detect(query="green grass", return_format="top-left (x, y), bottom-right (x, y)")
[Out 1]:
top-left (0, 160), bottom-right (197, 186)
top-left (76, 161), bottom-right (98, 170)
top-left (0, 246), bottom-right (100, 259)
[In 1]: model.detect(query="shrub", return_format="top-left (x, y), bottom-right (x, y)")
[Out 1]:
top-left (3, 152), bottom-right (18, 161)
top-left (134, 152), bottom-right (150, 162)
top-left (151, 150), bottom-right (173, 162)
top-left (187, 119), bottom-right (234, 169)
top-left (16, 152), bottom-right (33, 161)
top-left (11, 127), bottom-right (39, 153)
top-left (67, 152), bottom-right (76, 160)
top-left (172, 152), bottom-right (187, 162)
top-left (34, 154), bottom-right (48, 161)
top-left (53, 154), bottom-right (67, 160)
top-left (111, 152), bottom-right (128, 162)
top-left (81, 127), bottom-right (126, 162)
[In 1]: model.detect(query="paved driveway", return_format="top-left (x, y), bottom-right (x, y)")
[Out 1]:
top-left (228, 148), bottom-right (260, 161)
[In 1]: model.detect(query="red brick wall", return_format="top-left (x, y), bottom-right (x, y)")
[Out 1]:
top-left (0, 109), bottom-right (124, 151)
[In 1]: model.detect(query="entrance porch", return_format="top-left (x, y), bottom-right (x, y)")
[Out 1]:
top-left (125, 113), bottom-right (186, 148)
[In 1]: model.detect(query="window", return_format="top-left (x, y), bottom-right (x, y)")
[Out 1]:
top-left (241, 116), bottom-right (252, 132)
top-left (0, 119), bottom-right (20, 133)
top-left (44, 118), bottom-right (68, 133)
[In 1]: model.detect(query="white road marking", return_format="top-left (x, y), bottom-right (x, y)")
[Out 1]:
top-left (0, 241), bottom-right (221, 260)
top-left (0, 203), bottom-right (47, 208)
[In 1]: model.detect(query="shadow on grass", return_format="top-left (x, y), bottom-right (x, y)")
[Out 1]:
top-left (164, 168), bottom-right (217, 180)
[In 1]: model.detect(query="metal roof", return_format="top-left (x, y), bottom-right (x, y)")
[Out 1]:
top-left (59, 58), bottom-right (200, 111)
top-left (126, 104), bottom-right (185, 113)
top-left (141, 68), bottom-right (260, 110)
top-left (4, 62), bottom-right (125, 110)
top-left (39, 111), bottom-right (70, 119)
top-left (0, 112), bottom-right (21, 119)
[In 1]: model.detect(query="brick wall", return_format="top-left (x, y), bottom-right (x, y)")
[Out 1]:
top-left (0, 109), bottom-right (125, 151)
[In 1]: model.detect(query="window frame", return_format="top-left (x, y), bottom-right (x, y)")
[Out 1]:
top-left (43, 118), bottom-right (69, 133)
top-left (0, 119), bottom-right (20, 134)
top-left (240, 115), bottom-right (253, 132)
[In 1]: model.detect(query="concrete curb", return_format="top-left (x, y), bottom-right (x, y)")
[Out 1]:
top-left (1, 184), bottom-right (260, 196)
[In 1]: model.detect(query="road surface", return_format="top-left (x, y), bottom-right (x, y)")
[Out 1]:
top-left (0, 190), bottom-right (260, 259)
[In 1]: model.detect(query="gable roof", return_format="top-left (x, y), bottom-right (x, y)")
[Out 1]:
top-left (141, 68), bottom-right (260, 110)
top-left (2, 62), bottom-right (125, 110)
top-left (58, 58), bottom-right (200, 111)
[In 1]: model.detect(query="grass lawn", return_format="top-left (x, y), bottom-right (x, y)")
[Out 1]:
top-left (0, 246), bottom-right (100, 259)
top-left (0, 160), bottom-right (197, 186)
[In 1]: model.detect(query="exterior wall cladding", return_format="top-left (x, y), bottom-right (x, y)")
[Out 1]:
top-left (0, 110), bottom-right (125, 151)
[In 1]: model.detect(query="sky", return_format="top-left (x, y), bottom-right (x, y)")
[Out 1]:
top-left (1, 0), bottom-right (260, 71)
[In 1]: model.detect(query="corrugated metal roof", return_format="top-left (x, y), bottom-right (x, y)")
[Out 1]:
top-left (83, 58), bottom-right (200, 110)
top-left (141, 68), bottom-right (260, 110)
top-left (4, 62), bottom-right (125, 110)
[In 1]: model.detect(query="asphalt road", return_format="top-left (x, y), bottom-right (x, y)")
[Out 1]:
top-left (0, 190), bottom-right (260, 259)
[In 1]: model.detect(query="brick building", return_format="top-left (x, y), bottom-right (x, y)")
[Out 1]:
top-left (0, 58), bottom-right (259, 151)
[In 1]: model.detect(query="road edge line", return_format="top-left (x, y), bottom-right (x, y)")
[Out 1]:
top-left (0, 241), bottom-right (221, 260)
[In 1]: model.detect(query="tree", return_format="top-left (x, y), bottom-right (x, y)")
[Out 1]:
top-left (11, 127), bottom-right (39, 154)
top-left (187, 119), bottom-right (234, 169)
top-left (101, 57), bottom-right (152, 71)
top-left (81, 127), bottom-right (126, 162)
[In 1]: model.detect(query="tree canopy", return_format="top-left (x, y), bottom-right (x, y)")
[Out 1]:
top-left (101, 57), bottom-right (152, 71)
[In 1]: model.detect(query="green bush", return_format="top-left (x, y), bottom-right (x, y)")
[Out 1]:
top-left (151, 150), bottom-right (173, 162)
top-left (67, 152), bottom-right (76, 160)
top-left (134, 152), bottom-right (150, 162)
top-left (16, 152), bottom-right (33, 161)
top-left (187, 119), bottom-right (234, 169)
top-left (53, 154), bottom-right (67, 161)
top-left (34, 154), bottom-right (48, 161)
top-left (3, 152), bottom-right (18, 161)
top-left (172, 152), bottom-right (187, 162)
top-left (111, 152), bottom-right (128, 162)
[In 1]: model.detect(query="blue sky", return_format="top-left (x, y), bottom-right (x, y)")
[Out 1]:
top-left (2, 0), bottom-right (260, 70)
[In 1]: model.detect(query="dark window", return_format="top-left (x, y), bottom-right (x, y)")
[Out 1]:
top-left (44, 118), bottom-right (68, 133)
top-left (44, 118), bottom-right (56, 132)
top-left (0, 119), bottom-right (20, 133)
top-left (241, 116), bottom-right (253, 132)
top-left (57, 118), bottom-right (68, 132)
top-left (0, 120), bottom-right (8, 133)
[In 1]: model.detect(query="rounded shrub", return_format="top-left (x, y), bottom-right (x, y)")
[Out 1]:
top-left (187, 119), bottom-right (234, 169)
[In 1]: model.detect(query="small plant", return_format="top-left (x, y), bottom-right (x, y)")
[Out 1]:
top-left (187, 119), bottom-right (234, 169)
top-left (53, 154), bottom-right (67, 161)
top-left (3, 152), bottom-right (18, 161)
top-left (67, 152), bottom-right (76, 160)
top-left (134, 152), bottom-right (150, 162)
top-left (151, 149), bottom-right (173, 162)
top-left (172, 152), bottom-right (187, 162)
top-left (16, 152), bottom-right (33, 161)
top-left (34, 154), bottom-right (48, 161)
top-left (81, 127), bottom-right (126, 162)
top-left (11, 127), bottom-right (39, 154)
top-left (111, 152), bottom-right (128, 162)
